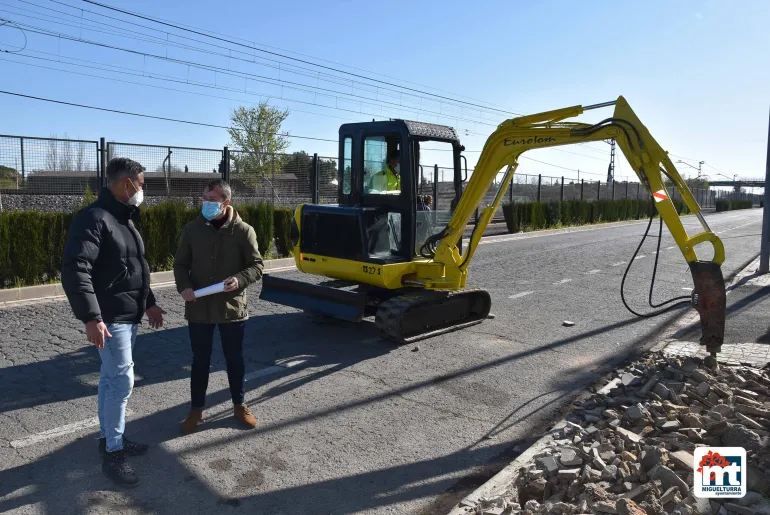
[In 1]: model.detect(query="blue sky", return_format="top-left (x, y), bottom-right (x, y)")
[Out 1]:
top-left (0, 0), bottom-right (768, 184)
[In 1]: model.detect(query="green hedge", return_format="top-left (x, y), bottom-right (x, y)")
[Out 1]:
top-left (502, 198), bottom-right (691, 234)
top-left (0, 199), bottom-right (290, 288)
top-left (715, 200), bottom-right (753, 212)
top-left (273, 208), bottom-right (294, 258)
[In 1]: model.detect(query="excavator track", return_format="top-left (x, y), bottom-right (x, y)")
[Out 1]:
top-left (374, 288), bottom-right (492, 344)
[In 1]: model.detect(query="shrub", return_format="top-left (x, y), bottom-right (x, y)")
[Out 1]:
top-left (0, 198), bottom-right (277, 288)
top-left (501, 197), bottom-right (694, 235)
top-left (273, 207), bottom-right (294, 257)
top-left (716, 199), bottom-right (752, 212)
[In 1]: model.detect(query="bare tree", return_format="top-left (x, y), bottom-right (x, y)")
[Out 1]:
top-left (76, 140), bottom-right (86, 172)
top-left (46, 135), bottom-right (58, 171)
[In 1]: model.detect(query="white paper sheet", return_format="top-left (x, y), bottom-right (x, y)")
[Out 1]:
top-left (193, 282), bottom-right (225, 298)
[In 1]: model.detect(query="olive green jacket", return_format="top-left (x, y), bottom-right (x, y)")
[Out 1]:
top-left (173, 206), bottom-right (264, 324)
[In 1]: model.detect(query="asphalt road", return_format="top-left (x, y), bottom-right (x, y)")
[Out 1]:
top-left (0, 208), bottom-right (763, 515)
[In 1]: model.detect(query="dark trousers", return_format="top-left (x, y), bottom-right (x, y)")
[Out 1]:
top-left (188, 322), bottom-right (246, 408)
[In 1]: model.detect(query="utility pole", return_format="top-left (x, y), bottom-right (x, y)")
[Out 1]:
top-left (760, 108), bottom-right (770, 274)
top-left (607, 139), bottom-right (616, 184)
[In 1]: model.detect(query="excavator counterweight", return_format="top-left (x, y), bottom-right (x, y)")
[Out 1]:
top-left (259, 97), bottom-right (727, 354)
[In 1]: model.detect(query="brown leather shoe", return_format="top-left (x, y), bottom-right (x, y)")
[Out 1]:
top-left (234, 404), bottom-right (256, 428)
top-left (180, 408), bottom-right (204, 435)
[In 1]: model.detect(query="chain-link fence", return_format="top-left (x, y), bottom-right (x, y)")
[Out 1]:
top-left (106, 142), bottom-right (224, 202)
top-left (0, 135), bottom-right (100, 195)
top-left (0, 133), bottom-right (763, 216)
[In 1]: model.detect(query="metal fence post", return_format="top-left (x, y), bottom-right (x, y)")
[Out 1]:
top-left (760, 108), bottom-right (770, 274)
top-left (612, 180), bottom-right (615, 200)
top-left (637, 183), bottom-right (640, 199)
top-left (312, 153), bottom-right (319, 204)
top-left (509, 177), bottom-right (513, 203)
top-left (580, 179), bottom-right (584, 201)
top-left (20, 137), bottom-right (25, 181)
top-left (560, 176), bottom-right (564, 202)
top-left (625, 181), bottom-right (629, 199)
top-left (537, 174), bottom-right (541, 202)
top-left (597, 180), bottom-right (601, 200)
top-left (433, 164), bottom-right (439, 208)
top-left (222, 146), bottom-right (230, 182)
top-left (99, 137), bottom-right (106, 187)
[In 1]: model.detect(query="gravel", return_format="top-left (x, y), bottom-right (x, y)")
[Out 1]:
top-left (465, 351), bottom-right (770, 514)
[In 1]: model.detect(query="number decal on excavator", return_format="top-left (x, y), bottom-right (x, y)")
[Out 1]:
top-left (362, 265), bottom-right (381, 275)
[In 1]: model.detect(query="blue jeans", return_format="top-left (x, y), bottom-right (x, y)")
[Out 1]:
top-left (97, 323), bottom-right (137, 453)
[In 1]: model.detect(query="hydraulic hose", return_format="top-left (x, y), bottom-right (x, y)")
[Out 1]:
top-left (620, 198), bottom-right (692, 318)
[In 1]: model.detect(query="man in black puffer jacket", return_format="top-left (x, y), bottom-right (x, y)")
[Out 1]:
top-left (62, 157), bottom-right (166, 488)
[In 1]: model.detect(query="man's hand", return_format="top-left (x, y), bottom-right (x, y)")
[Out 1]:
top-left (223, 276), bottom-right (239, 292)
top-left (146, 305), bottom-right (166, 329)
top-left (181, 288), bottom-right (196, 302)
top-left (86, 320), bottom-right (111, 349)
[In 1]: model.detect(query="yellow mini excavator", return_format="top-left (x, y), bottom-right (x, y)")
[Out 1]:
top-left (259, 96), bottom-right (726, 356)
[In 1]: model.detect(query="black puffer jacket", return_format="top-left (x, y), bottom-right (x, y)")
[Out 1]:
top-left (61, 187), bottom-right (156, 324)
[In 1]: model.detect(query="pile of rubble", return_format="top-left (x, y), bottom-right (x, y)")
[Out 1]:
top-left (473, 352), bottom-right (770, 515)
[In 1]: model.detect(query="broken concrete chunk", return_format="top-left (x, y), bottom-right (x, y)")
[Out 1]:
top-left (615, 498), bottom-right (647, 515)
top-left (558, 468), bottom-right (581, 480)
top-left (649, 464), bottom-right (688, 496)
top-left (594, 500), bottom-right (619, 514)
top-left (669, 450), bottom-right (693, 471)
top-left (615, 426), bottom-right (643, 445)
top-left (654, 383), bottom-right (671, 400)
top-left (660, 420), bottom-right (681, 432)
top-left (691, 369), bottom-right (712, 383)
top-left (722, 423), bottom-right (762, 452)
top-left (626, 404), bottom-right (646, 422)
top-left (622, 373), bottom-right (643, 387)
top-left (559, 448), bottom-right (583, 467)
top-left (723, 503), bottom-right (759, 515)
top-left (696, 382), bottom-right (710, 397)
top-left (536, 456), bottom-right (560, 474)
top-left (638, 376), bottom-right (659, 396)
top-left (602, 465), bottom-right (619, 481)
top-left (620, 451), bottom-right (637, 462)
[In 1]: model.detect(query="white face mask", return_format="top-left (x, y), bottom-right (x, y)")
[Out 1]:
top-left (127, 189), bottom-right (144, 206)
top-left (126, 180), bottom-right (144, 206)
top-left (394, 164), bottom-right (400, 174)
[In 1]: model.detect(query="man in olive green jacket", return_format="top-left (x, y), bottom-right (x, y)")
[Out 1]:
top-left (173, 178), bottom-right (264, 435)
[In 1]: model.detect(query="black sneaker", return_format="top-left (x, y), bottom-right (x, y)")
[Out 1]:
top-left (102, 450), bottom-right (139, 488)
top-left (98, 436), bottom-right (148, 456)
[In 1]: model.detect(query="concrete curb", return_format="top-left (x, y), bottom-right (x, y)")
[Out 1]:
top-left (0, 257), bottom-right (297, 308)
top-left (446, 253), bottom-right (766, 514)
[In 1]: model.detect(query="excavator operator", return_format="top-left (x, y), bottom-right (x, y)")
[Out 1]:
top-left (368, 150), bottom-right (401, 192)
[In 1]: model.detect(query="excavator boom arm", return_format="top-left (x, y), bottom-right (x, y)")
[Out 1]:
top-left (429, 95), bottom-right (726, 353)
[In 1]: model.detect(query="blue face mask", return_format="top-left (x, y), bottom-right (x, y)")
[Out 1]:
top-left (202, 201), bottom-right (222, 221)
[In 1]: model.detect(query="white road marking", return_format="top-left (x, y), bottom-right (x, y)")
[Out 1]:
top-left (610, 262), bottom-right (626, 267)
top-left (635, 255), bottom-right (646, 260)
top-left (552, 279), bottom-right (572, 285)
top-left (10, 409), bottom-right (133, 449)
top-left (245, 359), bottom-right (307, 381)
top-left (682, 287), bottom-right (693, 291)
top-left (9, 359), bottom-right (311, 448)
top-left (508, 291), bottom-right (534, 299)
top-left (586, 269), bottom-right (602, 274)
top-left (666, 246), bottom-right (676, 250)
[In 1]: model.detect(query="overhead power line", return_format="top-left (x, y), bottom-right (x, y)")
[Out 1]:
top-left (0, 89), bottom-right (338, 142)
top-left (82, 0), bottom-right (525, 117)
top-left (0, 89), bottom-right (611, 176)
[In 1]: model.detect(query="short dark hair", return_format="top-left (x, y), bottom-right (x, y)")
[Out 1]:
top-left (205, 178), bottom-right (232, 201)
top-left (388, 150), bottom-right (399, 161)
top-left (106, 157), bottom-right (145, 184)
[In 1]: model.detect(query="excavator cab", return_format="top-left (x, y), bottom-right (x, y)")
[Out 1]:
top-left (300, 119), bottom-right (464, 265)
